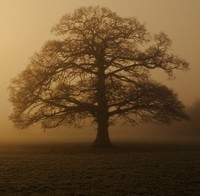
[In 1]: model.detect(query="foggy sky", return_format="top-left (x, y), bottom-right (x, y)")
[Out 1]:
top-left (0, 0), bottom-right (200, 144)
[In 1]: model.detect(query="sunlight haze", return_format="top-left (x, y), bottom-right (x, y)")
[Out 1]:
top-left (0, 0), bottom-right (200, 144)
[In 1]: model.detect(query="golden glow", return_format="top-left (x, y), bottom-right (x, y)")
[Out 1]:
top-left (0, 0), bottom-right (200, 143)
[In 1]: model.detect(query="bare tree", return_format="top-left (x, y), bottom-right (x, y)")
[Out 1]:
top-left (9, 6), bottom-right (189, 147)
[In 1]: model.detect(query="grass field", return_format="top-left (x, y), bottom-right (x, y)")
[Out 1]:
top-left (0, 142), bottom-right (199, 195)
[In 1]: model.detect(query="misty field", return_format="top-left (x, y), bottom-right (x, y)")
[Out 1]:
top-left (0, 143), bottom-right (200, 195)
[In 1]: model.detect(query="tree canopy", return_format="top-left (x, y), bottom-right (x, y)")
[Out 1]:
top-left (9, 6), bottom-right (189, 147)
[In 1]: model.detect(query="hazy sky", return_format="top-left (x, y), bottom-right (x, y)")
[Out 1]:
top-left (0, 0), bottom-right (200, 144)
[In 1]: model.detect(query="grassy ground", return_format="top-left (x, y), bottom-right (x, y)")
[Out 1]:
top-left (0, 142), bottom-right (199, 195)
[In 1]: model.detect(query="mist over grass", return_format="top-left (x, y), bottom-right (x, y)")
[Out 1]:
top-left (1, 100), bottom-right (200, 145)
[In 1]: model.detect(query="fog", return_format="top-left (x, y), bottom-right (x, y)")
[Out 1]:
top-left (1, 100), bottom-right (199, 145)
top-left (0, 0), bottom-right (200, 144)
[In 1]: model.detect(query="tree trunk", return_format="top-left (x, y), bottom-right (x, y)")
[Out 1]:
top-left (93, 55), bottom-right (113, 147)
top-left (93, 117), bottom-right (113, 147)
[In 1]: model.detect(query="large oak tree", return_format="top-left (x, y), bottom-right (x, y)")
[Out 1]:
top-left (9, 7), bottom-right (189, 147)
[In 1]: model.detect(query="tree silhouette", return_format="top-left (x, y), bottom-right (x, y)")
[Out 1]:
top-left (9, 7), bottom-right (189, 147)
